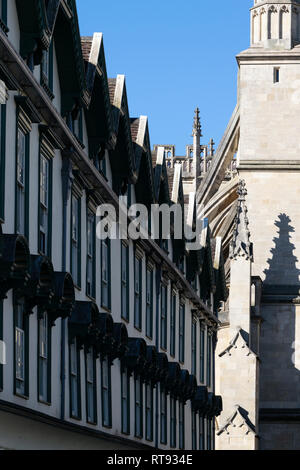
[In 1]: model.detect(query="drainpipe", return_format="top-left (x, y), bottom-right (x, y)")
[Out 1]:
top-left (60, 150), bottom-right (73, 420)
top-left (155, 266), bottom-right (162, 449)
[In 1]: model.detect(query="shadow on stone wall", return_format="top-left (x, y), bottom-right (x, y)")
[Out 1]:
top-left (260, 213), bottom-right (300, 449)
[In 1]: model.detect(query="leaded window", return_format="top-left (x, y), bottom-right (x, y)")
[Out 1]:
top-left (145, 383), bottom-right (153, 441)
top-left (160, 387), bottom-right (167, 445)
top-left (146, 267), bottom-right (153, 338)
top-left (86, 210), bottom-right (96, 298)
top-left (0, 103), bottom-right (6, 221)
top-left (170, 292), bottom-right (176, 357)
top-left (179, 303), bottom-right (185, 363)
top-left (135, 376), bottom-right (143, 438)
top-left (179, 402), bottom-right (185, 450)
top-left (86, 347), bottom-right (96, 424)
top-left (71, 192), bottom-right (81, 287)
top-left (101, 238), bottom-right (110, 309)
top-left (170, 396), bottom-right (177, 448)
top-left (15, 298), bottom-right (27, 396)
top-left (207, 333), bottom-right (212, 388)
top-left (160, 283), bottom-right (168, 350)
top-left (38, 311), bottom-right (51, 403)
top-left (16, 128), bottom-right (28, 237)
top-left (199, 415), bottom-right (205, 450)
top-left (134, 255), bottom-right (142, 330)
top-left (101, 357), bottom-right (112, 427)
top-left (39, 154), bottom-right (52, 255)
top-left (200, 324), bottom-right (205, 383)
top-left (191, 319), bottom-right (197, 376)
top-left (192, 410), bottom-right (197, 450)
top-left (70, 338), bottom-right (81, 419)
top-left (121, 242), bottom-right (129, 320)
top-left (121, 369), bottom-right (130, 434)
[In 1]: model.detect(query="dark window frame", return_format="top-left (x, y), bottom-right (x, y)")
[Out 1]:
top-left (85, 346), bottom-right (97, 425)
top-left (37, 309), bottom-right (52, 405)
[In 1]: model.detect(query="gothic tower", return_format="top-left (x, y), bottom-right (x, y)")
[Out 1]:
top-left (216, 0), bottom-right (300, 450)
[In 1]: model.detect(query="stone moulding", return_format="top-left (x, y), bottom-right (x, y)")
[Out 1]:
top-left (217, 405), bottom-right (258, 437)
top-left (219, 327), bottom-right (258, 358)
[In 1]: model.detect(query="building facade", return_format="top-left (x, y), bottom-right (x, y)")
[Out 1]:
top-left (0, 0), bottom-right (225, 450)
top-left (197, 0), bottom-right (300, 451)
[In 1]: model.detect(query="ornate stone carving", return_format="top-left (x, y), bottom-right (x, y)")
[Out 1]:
top-left (229, 180), bottom-right (252, 261)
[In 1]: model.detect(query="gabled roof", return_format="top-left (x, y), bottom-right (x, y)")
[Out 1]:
top-left (108, 75), bottom-right (137, 191)
top-left (152, 147), bottom-right (170, 205)
top-left (81, 33), bottom-right (114, 157)
top-left (131, 116), bottom-right (156, 206)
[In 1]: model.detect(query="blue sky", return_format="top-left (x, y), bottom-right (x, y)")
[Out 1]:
top-left (77, 0), bottom-right (253, 155)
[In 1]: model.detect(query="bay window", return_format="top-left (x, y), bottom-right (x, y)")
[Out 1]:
top-left (0, 103), bottom-right (6, 222)
top-left (191, 319), bottom-right (197, 376)
top-left (179, 402), bottom-right (185, 450)
top-left (200, 324), bottom-right (205, 383)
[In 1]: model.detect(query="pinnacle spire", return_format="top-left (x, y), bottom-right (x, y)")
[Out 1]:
top-left (192, 107), bottom-right (202, 137)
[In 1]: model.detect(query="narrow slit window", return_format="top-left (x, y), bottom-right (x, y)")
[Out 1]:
top-left (274, 67), bottom-right (280, 83)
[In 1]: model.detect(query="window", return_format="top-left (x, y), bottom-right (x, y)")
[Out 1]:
top-left (199, 415), bottom-right (205, 450)
top-left (179, 402), bottom-right (185, 450)
top-left (191, 320), bottom-right (197, 376)
top-left (16, 128), bottom-right (29, 237)
top-left (170, 396), bottom-right (177, 448)
top-left (101, 238), bottom-right (111, 309)
top-left (86, 210), bottom-right (96, 298)
top-left (134, 255), bottom-right (142, 330)
top-left (170, 292), bottom-right (176, 357)
top-left (86, 347), bottom-right (97, 424)
top-left (39, 153), bottom-right (52, 256)
top-left (121, 369), bottom-right (130, 434)
top-left (207, 417), bottom-right (212, 450)
top-left (274, 67), bottom-right (280, 83)
top-left (135, 376), bottom-right (143, 438)
top-left (41, 43), bottom-right (53, 95)
top-left (146, 267), bottom-right (153, 338)
top-left (160, 284), bottom-right (168, 349)
top-left (160, 387), bottom-right (167, 445)
top-left (38, 311), bottom-right (51, 403)
top-left (200, 324), bottom-right (205, 383)
top-left (69, 338), bottom-right (81, 419)
top-left (121, 243), bottom-right (129, 320)
top-left (14, 297), bottom-right (28, 397)
top-left (0, 103), bottom-right (6, 222)
top-left (100, 156), bottom-right (106, 178)
top-left (101, 357), bottom-right (112, 427)
top-left (71, 192), bottom-right (81, 287)
top-left (145, 383), bottom-right (153, 441)
top-left (207, 333), bottom-right (212, 388)
top-left (179, 303), bottom-right (185, 363)
top-left (192, 410), bottom-right (197, 450)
